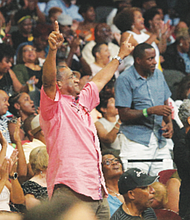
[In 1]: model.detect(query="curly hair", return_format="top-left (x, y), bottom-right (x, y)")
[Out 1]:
top-left (178, 99), bottom-right (190, 127)
top-left (114, 7), bottom-right (142, 33)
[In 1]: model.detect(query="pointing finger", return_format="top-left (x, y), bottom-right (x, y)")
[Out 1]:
top-left (54, 20), bottom-right (59, 33)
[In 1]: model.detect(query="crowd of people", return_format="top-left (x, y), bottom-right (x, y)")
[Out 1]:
top-left (0, 0), bottom-right (190, 220)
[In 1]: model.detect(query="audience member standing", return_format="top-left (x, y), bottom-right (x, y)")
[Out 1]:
top-left (39, 21), bottom-right (133, 220)
top-left (115, 43), bottom-right (173, 176)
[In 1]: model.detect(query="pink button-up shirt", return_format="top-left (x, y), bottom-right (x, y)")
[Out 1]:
top-left (40, 82), bottom-right (107, 199)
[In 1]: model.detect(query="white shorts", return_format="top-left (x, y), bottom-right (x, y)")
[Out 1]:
top-left (118, 133), bottom-right (173, 176)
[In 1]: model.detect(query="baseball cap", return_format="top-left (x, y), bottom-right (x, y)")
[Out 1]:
top-left (118, 168), bottom-right (159, 195)
top-left (31, 115), bottom-right (41, 136)
top-left (57, 14), bottom-right (73, 26)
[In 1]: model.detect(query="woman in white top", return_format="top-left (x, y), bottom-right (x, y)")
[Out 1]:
top-left (0, 131), bottom-right (24, 211)
top-left (114, 7), bottom-right (161, 70)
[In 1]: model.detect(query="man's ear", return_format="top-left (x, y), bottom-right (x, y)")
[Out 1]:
top-left (187, 116), bottom-right (190, 125)
top-left (27, 130), bottom-right (34, 141)
top-left (135, 57), bottom-right (141, 65)
top-left (100, 107), bottom-right (107, 114)
top-left (57, 80), bottom-right (62, 89)
top-left (128, 190), bottom-right (135, 200)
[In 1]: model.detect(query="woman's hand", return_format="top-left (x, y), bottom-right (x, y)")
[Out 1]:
top-left (0, 157), bottom-right (10, 181)
top-left (13, 118), bottom-right (21, 144)
top-left (9, 150), bottom-right (18, 174)
top-left (0, 131), bottom-right (7, 149)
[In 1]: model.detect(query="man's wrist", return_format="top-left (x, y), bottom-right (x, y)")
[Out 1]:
top-left (112, 55), bottom-right (123, 65)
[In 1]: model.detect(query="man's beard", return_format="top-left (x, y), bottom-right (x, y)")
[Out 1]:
top-left (145, 70), bottom-right (154, 78)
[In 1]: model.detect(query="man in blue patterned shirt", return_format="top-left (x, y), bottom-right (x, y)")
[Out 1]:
top-left (115, 43), bottom-right (173, 175)
top-left (0, 90), bottom-right (11, 143)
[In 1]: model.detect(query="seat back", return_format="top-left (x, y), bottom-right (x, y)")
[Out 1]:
top-left (158, 169), bottom-right (177, 185)
top-left (154, 209), bottom-right (182, 220)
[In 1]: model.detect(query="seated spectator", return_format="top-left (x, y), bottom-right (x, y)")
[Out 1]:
top-left (0, 44), bottom-right (28, 96)
top-left (0, 90), bottom-right (11, 143)
top-left (11, 11), bottom-right (33, 50)
top-left (165, 170), bottom-right (181, 213)
top-left (107, 0), bottom-right (132, 34)
top-left (90, 43), bottom-right (119, 78)
top-left (82, 23), bottom-right (120, 65)
top-left (162, 29), bottom-right (190, 75)
top-left (8, 92), bottom-right (36, 143)
top-left (111, 168), bottom-right (158, 220)
top-left (22, 146), bottom-right (48, 210)
top-left (114, 7), bottom-right (161, 70)
top-left (102, 151), bottom-right (124, 216)
top-left (143, 7), bottom-right (171, 54)
top-left (76, 4), bottom-right (97, 42)
top-left (14, 44), bottom-right (42, 89)
top-left (173, 99), bottom-right (190, 218)
top-left (0, 132), bottom-right (25, 211)
top-left (47, 7), bottom-right (62, 28)
top-left (95, 90), bottom-right (121, 154)
top-left (22, 114), bottom-right (46, 178)
top-left (176, 75), bottom-right (190, 101)
top-left (15, 0), bottom-right (46, 27)
top-left (44, 0), bottom-right (83, 22)
top-left (13, 43), bottom-right (42, 107)
top-left (151, 182), bottom-right (168, 209)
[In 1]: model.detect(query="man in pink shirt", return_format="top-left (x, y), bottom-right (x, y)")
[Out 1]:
top-left (40, 21), bottom-right (133, 220)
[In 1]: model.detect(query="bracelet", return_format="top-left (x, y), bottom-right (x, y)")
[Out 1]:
top-left (114, 125), bottom-right (119, 130)
top-left (142, 108), bottom-right (148, 117)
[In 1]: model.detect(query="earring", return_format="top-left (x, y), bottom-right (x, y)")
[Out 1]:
top-left (180, 42), bottom-right (183, 46)
top-left (131, 25), bottom-right (134, 30)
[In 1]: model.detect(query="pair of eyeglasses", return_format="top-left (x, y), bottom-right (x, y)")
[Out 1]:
top-left (102, 158), bottom-right (120, 166)
top-left (23, 48), bottom-right (36, 52)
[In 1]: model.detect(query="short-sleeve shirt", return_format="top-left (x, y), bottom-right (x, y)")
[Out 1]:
top-left (40, 82), bottom-right (107, 199)
top-left (111, 205), bottom-right (157, 220)
top-left (115, 65), bottom-right (171, 148)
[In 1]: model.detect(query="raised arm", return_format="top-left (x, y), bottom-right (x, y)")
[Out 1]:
top-left (91, 34), bottom-right (134, 92)
top-left (42, 21), bottom-right (64, 100)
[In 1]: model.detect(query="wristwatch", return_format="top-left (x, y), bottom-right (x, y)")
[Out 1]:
top-left (113, 55), bottom-right (123, 65)
top-left (9, 172), bottom-right (18, 180)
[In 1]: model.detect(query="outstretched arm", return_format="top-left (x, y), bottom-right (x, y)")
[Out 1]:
top-left (91, 34), bottom-right (134, 92)
top-left (42, 21), bottom-right (64, 100)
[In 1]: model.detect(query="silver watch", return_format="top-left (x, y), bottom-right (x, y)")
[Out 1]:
top-left (113, 55), bottom-right (123, 65)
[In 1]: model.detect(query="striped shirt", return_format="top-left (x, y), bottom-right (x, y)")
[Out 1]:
top-left (111, 205), bottom-right (157, 220)
top-left (0, 116), bottom-right (10, 143)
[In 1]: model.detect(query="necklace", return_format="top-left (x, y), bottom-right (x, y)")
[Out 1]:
top-left (124, 204), bottom-right (142, 218)
top-left (107, 187), bottom-right (120, 197)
